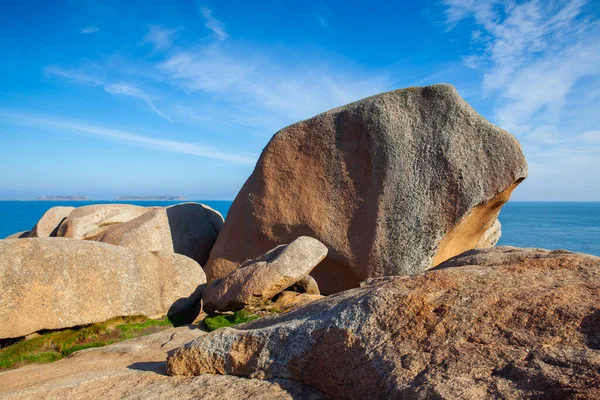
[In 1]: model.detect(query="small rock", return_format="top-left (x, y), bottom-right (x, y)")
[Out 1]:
top-left (202, 236), bottom-right (328, 314)
top-left (29, 206), bottom-right (75, 237)
top-left (286, 275), bottom-right (320, 295)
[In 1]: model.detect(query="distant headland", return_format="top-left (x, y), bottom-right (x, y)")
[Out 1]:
top-left (35, 196), bottom-right (90, 201)
top-left (113, 196), bottom-right (188, 201)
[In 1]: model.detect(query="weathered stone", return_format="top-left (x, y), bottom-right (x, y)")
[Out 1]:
top-left (95, 203), bottom-right (223, 266)
top-left (168, 247), bottom-right (600, 399)
top-left (4, 231), bottom-right (29, 239)
top-left (204, 84), bottom-right (528, 294)
top-left (0, 326), bottom-right (325, 400)
top-left (29, 206), bottom-right (75, 237)
top-left (56, 204), bottom-right (148, 239)
top-left (475, 218), bottom-right (501, 248)
top-left (202, 237), bottom-right (327, 314)
top-left (0, 238), bottom-right (206, 339)
top-left (271, 291), bottom-right (323, 313)
top-left (286, 275), bottom-right (320, 295)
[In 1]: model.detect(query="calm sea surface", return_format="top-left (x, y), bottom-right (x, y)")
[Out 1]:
top-left (0, 201), bottom-right (598, 256)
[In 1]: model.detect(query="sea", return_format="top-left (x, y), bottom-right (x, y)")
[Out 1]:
top-left (0, 201), bottom-right (598, 256)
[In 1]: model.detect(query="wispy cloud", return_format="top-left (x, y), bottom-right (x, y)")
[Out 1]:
top-left (200, 7), bottom-right (228, 40)
top-left (318, 16), bottom-right (329, 29)
top-left (81, 26), bottom-right (99, 34)
top-left (143, 25), bottom-right (178, 53)
top-left (442, 0), bottom-right (600, 200)
top-left (158, 46), bottom-right (390, 131)
top-left (46, 66), bottom-right (171, 123)
top-left (0, 111), bottom-right (256, 164)
top-left (443, 0), bottom-right (600, 134)
top-left (104, 83), bottom-right (172, 123)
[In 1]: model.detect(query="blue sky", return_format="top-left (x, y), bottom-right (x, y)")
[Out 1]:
top-left (0, 0), bottom-right (598, 200)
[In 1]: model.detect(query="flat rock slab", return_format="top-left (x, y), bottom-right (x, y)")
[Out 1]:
top-left (0, 326), bottom-right (324, 400)
top-left (202, 236), bottom-right (328, 314)
top-left (168, 247), bottom-right (600, 399)
top-left (0, 238), bottom-right (206, 339)
top-left (204, 84), bottom-right (528, 294)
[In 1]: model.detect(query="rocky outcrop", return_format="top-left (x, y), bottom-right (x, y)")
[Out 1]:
top-left (286, 275), bottom-right (320, 295)
top-left (271, 291), bottom-right (323, 313)
top-left (0, 238), bottom-right (206, 339)
top-left (29, 206), bottom-right (75, 237)
top-left (202, 237), bottom-right (327, 314)
top-left (204, 84), bottom-right (528, 294)
top-left (4, 231), bottom-right (29, 239)
top-left (56, 204), bottom-right (148, 239)
top-left (0, 326), bottom-right (325, 400)
top-left (168, 247), bottom-right (600, 399)
top-left (95, 203), bottom-right (223, 266)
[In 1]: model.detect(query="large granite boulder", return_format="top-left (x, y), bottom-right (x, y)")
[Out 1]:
top-left (29, 206), bottom-right (75, 237)
top-left (95, 203), bottom-right (224, 266)
top-left (0, 238), bottom-right (206, 339)
top-left (204, 84), bottom-right (528, 294)
top-left (56, 204), bottom-right (148, 239)
top-left (168, 247), bottom-right (600, 399)
top-left (202, 237), bottom-right (327, 314)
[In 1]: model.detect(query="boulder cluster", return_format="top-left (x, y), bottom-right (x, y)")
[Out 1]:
top-left (1, 84), bottom-right (599, 399)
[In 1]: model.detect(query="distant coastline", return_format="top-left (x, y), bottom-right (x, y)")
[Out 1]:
top-left (113, 196), bottom-right (188, 201)
top-left (35, 196), bottom-right (90, 201)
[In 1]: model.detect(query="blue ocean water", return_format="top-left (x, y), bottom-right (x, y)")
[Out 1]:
top-left (0, 201), bottom-right (598, 256)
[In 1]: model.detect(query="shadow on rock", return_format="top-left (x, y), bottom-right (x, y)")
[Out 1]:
top-left (127, 361), bottom-right (167, 375)
top-left (167, 284), bottom-right (205, 326)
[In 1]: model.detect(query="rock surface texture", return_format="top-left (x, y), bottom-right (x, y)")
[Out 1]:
top-left (0, 238), bottom-right (206, 339)
top-left (168, 247), bottom-right (600, 399)
top-left (204, 84), bottom-right (528, 294)
top-left (95, 203), bottom-right (224, 266)
top-left (56, 204), bottom-right (148, 239)
top-left (202, 237), bottom-right (327, 314)
top-left (29, 206), bottom-right (75, 237)
top-left (0, 327), bottom-right (324, 400)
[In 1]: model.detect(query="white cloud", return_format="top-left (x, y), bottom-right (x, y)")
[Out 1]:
top-left (143, 26), bottom-right (178, 52)
top-left (318, 16), bottom-right (329, 29)
top-left (81, 26), bottom-right (99, 34)
top-left (443, 0), bottom-right (600, 134)
top-left (45, 65), bottom-right (104, 86)
top-left (0, 111), bottom-right (256, 164)
top-left (201, 7), bottom-right (228, 40)
top-left (104, 83), bottom-right (172, 123)
top-left (158, 45), bottom-right (390, 131)
top-left (46, 65), bottom-right (171, 123)
top-left (443, 0), bottom-right (600, 200)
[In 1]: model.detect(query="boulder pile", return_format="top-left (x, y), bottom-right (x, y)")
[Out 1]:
top-left (204, 84), bottom-right (527, 294)
top-left (1, 84), bottom-right (597, 400)
top-left (168, 247), bottom-right (600, 399)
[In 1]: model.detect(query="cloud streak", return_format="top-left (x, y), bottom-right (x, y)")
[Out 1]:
top-left (0, 111), bottom-right (257, 164)
top-left (143, 25), bottom-right (178, 52)
top-left (104, 83), bottom-right (173, 123)
top-left (81, 26), bottom-right (99, 34)
top-left (46, 66), bottom-right (172, 123)
top-left (201, 8), bottom-right (228, 40)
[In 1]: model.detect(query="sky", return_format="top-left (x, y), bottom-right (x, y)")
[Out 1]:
top-left (0, 0), bottom-right (598, 200)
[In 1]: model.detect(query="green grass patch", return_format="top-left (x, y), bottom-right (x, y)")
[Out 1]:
top-left (203, 310), bottom-right (260, 331)
top-left (0, 315), bottom-right (172, 370)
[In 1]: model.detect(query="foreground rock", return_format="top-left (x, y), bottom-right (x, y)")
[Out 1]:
top-left (0, 238), bottom-right (206, 339)
top-left (95, 203), bottom-right (224, 266)
top-left (0, 326), bottom-right (324, 400)
top-left (168, 247), bottom-right (600, 399)
top-left (202, 237), bottom-right (327, 314)
top-left (4, 231), bottom-right (29, 239)
top-left (29, 206), bottom-right (75, 237)
top-left (56, 204), bottom-right (148, 239)
top-left (205, 84), bottom-right (528, 294)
